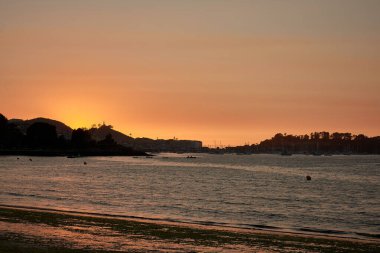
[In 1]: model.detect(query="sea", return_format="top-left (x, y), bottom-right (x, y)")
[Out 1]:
top-left (0, 154), bottom-right (379, 240)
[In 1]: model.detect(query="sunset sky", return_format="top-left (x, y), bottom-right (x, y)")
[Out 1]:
top-left (1, 0), bottom-right (380, 146)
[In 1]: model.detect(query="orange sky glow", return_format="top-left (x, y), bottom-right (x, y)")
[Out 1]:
top-left (1, 1), bottom-right (380, 146)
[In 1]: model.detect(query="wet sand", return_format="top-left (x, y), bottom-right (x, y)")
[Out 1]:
top-left (0, 205), bottom-right (379, 252)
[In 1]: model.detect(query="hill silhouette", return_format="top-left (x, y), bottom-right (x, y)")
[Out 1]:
top-left (9, 118), bottom-right (135, 147)
top-left (1, 113), bottom-right (202, 154)
top-left (9, 117), bottom-right (72, 139)
top-left (8, 116), bottom-right (202, 152)
top-left (88, 124), bottom-right (134, 146)
top-left (1, 114), bottom-right (146, 156)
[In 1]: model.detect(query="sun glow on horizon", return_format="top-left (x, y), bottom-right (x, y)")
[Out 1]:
top-left (1, 1), bottom-right (380, 146)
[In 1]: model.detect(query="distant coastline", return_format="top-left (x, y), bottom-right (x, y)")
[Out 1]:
top-left (211, 132), bottom-right (380, 155)
top-left (1, 113), bottom-right (380, 156)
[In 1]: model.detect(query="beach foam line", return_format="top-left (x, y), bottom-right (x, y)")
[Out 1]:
top-left (0, 203), bottom-right (379, 243)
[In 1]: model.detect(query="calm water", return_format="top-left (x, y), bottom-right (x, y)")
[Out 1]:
top-left (0, 154), bottom-right (379, 239)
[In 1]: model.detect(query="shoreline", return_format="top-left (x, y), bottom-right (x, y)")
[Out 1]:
top-left (0, 204), bottom-right (378, 243)
top-left (2, 152), bottom-right (380, 157)
top-left (0, 205), bottom-right (379, 252)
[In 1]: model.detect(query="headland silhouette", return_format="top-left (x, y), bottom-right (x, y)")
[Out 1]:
top-left (1, 113), bottom-right (379, 156)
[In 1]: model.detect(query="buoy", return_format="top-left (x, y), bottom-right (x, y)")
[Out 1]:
top-left (306, 175), bottom-right (311, 181)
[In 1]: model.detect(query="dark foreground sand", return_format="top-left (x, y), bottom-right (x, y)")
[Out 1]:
top-left (0, 205), bottom-right (378, 253)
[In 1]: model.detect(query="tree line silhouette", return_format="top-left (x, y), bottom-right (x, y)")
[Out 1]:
top-left (2, 113), bottom-right (380, 155)
top-left (0, 114), bottom-right (145, 156)
top-left (225, 132), bottom-right (380, 154)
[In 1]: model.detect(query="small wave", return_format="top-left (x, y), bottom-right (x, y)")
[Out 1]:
top-left (3, 192), bottom-right (120, 208)
top-left (296, 227), bottom-right (380, 240)
top-left (86, 200), bottom-right (114, 207)
top-left (190, 220), bottom-right (231, 227)
top-left (298, 227), bottom-right (349, 235)
top-left (3, 192), bottom-right (31, 197)
top-left (355, 232), bottom-right (380, 239)
top-left (237, 223), bottom-right (280, 230)
top-left (3, 192), bottom-right (65, 201)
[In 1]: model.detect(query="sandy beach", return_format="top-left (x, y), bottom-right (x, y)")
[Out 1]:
top-left (0, 205), bottom-right (378, 253)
